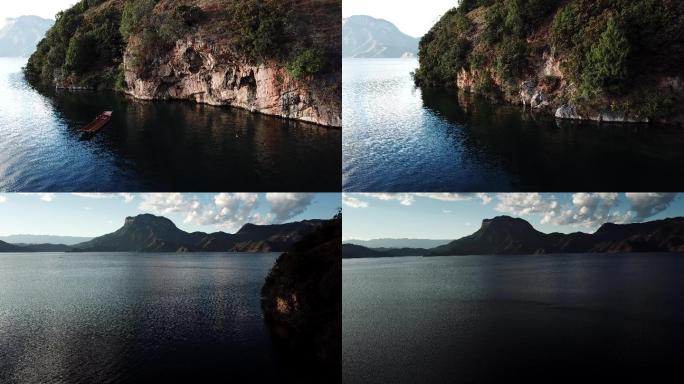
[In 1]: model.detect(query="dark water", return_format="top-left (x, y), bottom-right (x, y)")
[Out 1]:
top-left (342, 58), bottom-right (684, 191)
top-left (343, 254), bottom-right (684, 384)
top-left (0, 252), bottom-right (304, 383)
top-left (0, 58), bottom-right (341, 192)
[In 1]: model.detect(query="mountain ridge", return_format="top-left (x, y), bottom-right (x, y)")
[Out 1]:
top-left (71, 214), bottom-right (325, 253)
top-left (343, 238), bottom-right (450, 249)
top-left (342, 216), bottom-right (684, 258)
top-left (0, 15), bottom-right (53, 57)
top-left (0, 214), bottom-right (326, 253)
top-left (343, 15), bottom-right (418, 58)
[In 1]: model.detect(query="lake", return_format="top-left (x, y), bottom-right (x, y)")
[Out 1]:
top-left (0, 252), bottom-right (307, 383)
top-left (343, 254), bottom-right (684, 383)
top-left (342, 58), bottom-right (684, 191)
top-left (0, 58), bottom-right (341, 192)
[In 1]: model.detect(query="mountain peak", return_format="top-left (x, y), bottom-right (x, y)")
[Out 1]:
top-left (124, 214), bottom-right (177, 228)
top-left (342, 14), bottom-right (418, 58)
top-left (481, 216), bottom-right (534, 230)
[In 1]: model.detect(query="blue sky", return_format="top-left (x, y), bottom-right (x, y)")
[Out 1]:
top-left (0, 193), bottom-right (340, 237)
top-left (342, 193), bottom-right (684, 240)
top-left (343, 0), bottom-right (457, 38)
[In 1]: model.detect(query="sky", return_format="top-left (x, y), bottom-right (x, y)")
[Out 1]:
top-left (0, 193), bottom-right (340, 237)
top-left (0, 0), bottom-right (75, 27)
top-left (343, 0), bottom-right (458, 37)
top-left (342, 193), bottom-right (684, 241)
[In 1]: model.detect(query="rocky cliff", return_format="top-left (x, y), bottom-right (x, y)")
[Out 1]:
top-left (414, 0), bottom-right (684, 125)
top-left (261, 214), bottom-right (341, 383)
top-left (25, 0), bottom-right (341, 127)
top-left (124, 36), bottom-right (340, 126)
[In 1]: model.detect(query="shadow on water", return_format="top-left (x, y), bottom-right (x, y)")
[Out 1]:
top-left (0, 58), bottom-right (340, 192)
top-left (263, 312), bottom-right (341, 384)
top-left (45, 88), bottom-right (341, 191)
top-left (420, 88), bottom-right (684, 191)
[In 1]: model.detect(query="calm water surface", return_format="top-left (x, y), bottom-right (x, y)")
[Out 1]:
top-left (343, 254), bottom-right (684, 383)
top-left (0, 252), bottom-right (298, 383)
top-left (343, 58), bottom-right (684, 191)
top-left (0, 58), bottom-right (341, 191)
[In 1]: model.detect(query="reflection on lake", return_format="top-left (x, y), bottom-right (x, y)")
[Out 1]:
top-left (342, 58), bottom-right (684, 191)
top-left (0, 58), bottom-right (341, 191)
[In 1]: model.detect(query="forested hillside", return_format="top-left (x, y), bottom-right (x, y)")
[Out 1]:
top-left (414, 0), bottom-right (684, 123)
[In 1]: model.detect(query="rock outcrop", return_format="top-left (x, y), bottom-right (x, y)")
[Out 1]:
top-left (261, 215), bottom-right (341, 383)
top-left (124, 37), bottom-right (341, 127)
top-left (414, 1), bottom-right (684, 125)
top-left (25, 0), bottom-right (341, 127)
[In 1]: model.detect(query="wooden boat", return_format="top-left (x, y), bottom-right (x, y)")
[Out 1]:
top-left (80, 111), bottom-right (112, 133)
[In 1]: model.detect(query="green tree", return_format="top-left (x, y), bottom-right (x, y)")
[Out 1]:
top-left (581, 16), bottom-right (630, 96)
top-left (120, 0), bottom-right (156, 40)
top-left (495, 36), bottom-right (527, 80)
top-left (64, 31), bottom-right (96, 74)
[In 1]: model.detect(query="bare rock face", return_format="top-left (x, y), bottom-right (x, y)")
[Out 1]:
top-left (555, 104), bottom-right (650, 123)
top-left (457, 68), bottom-right (479, 92)
top-left (124, 37), bottom-right (341, 127)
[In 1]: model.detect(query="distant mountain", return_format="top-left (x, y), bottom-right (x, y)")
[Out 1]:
top-left (0, 240), bottom-right (23, 252)
top-left (342, 244), bottom-right (426, 259)
top-left (13, 243), bottom-right (73, 252)
top-left (344, 238), bottom-right (450, 249)
top-left (0, 235), bottom-right (92, 245)
top-left (72, 214), bottom-right (325, 253)
top-left (343, 216), bottom-right (684, 258)
top-left (0, 16), bottom-right (53, 57)
top-left (342, 15), bottom-right (418, 58)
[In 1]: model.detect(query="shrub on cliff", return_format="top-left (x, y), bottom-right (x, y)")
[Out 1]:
top-left (581, 16), bottom-right (630, 96)
top-left (286, 48), bottom-right (324, 80)
top-left (227, 0), bottom-right (293, 62)
top-left (64, 32), bottom-right (96, 74)
top-left (414, 8), bottom-right (473, 86)
top-left (24, 1), bottom-right (123, 87)
top-left (495, 36), bottom-right (527, 81)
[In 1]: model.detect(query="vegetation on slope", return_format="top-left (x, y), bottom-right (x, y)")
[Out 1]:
top-left (24, 0), bottom-right (338, 89)
top-left (414, 0), bottom-right (684, 121)
top-left (261, 211), bottom-right (341, 383)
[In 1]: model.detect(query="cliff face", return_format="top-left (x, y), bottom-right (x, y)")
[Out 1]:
top-left (124, 37), bottom-right (340, 126)
top-left (415, 0), bottom-right (684, 125)
top-left (25, 0), bottom-right (341, 127)
top-left (261, 215), bottom-right (341, 383)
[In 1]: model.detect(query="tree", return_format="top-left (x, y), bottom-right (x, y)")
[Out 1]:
top-left (581, 16), bottom-right (631, 96)
top-left (64, 31), bottom-right (96, 74)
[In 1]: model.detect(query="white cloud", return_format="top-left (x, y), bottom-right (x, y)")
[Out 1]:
top-left (19, 193), bottom-right (56, 202)
top-left (360, 193), bottom-right (415, 206)
top-left (71, 193), bottom-right (116, 199)
top-left (71, 192), bottom-right (135, 203)
top-left (266, 193), bottom-right (315, 222)
top-left (138, 193), bottom-right (263, 232)
top-left (625, 193), bottom-right (677, 219)
top-left (342, 193), bottom-right (369, 208)
top-left (139, 193), bottom-right (189, 215)
top-left (495, 193), bottom-right (624, 228)
top-left (354, 192), bottom-right (492, 206)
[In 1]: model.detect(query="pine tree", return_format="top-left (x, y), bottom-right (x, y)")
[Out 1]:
top-left (582, 16), bottom-right (631, 96)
